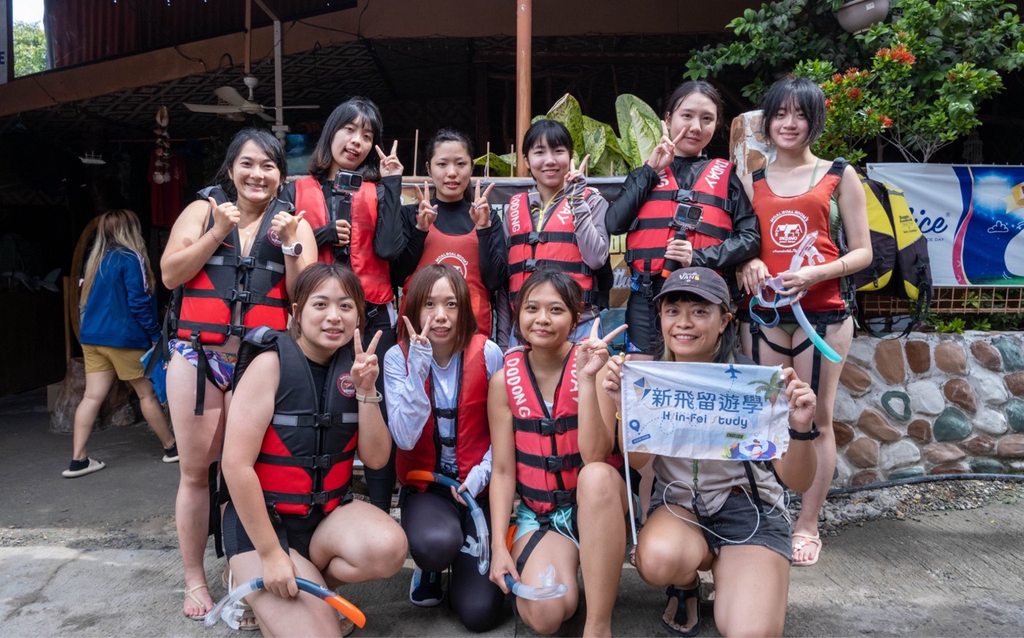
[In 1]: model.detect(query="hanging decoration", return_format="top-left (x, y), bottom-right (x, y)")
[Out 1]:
top-left (152, 106), bottom-right (171, 184)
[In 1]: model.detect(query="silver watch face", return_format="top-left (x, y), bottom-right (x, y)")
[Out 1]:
top-left (284, 243), bottom-right (303, 256)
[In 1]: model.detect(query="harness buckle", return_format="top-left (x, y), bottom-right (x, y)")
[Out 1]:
top-left (538, 418), bottom-right (557, 435)
top-left (229, 289), bottom-right (253, 303)
top-left (310, 491), bottom-right (329, 506)
top-left (527, 231), bottom-right (542, 245)
top-left (313, 454), bottom-right (334, 469)
top-left (238, 255), bottom-right (256, 270)
top-left (552, 490), bottom-right (574, 507)
top-left (433, 407), bottom-right (458, 420)
top-left (675, 188), bottom-right (695, 203)
top-left (315, 413), bottom-right (333, 427)
top-left (438, 436), bottom-right (457, 448)
top-left (544, 456), bottom-right (566, 472)
top-left (524, 258), bottom-right (538, 273)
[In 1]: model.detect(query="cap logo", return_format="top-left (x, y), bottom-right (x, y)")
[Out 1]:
top-left (678, 272), bottom-right (700, 282)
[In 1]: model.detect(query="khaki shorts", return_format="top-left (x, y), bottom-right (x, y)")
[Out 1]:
top-left (81, 344), bottom-right (147, 380)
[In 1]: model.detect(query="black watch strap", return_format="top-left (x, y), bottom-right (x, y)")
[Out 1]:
top-left (789, 423), bottom-right (820, 441)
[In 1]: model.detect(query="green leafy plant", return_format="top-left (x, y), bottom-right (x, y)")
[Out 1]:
top-left (475, 93), bottom-right (662, 176)
top-left (13, 21), bottom-right (47, 77)
top-left (930, 317), bottom-right (967, 334)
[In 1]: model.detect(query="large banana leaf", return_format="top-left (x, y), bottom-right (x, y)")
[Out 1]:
top-left (545, 94), bottom-right (585, 158)
top-left (582, 116), bottom-right (630, 176)
top-left (472, 152), bottom-right (516, 177)
top-left (615, 93), bottom-right (662, 168)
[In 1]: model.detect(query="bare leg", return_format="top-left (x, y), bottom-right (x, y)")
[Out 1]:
top-left (712, 545), bottom-right (790, 637)
top-left (309, 499), bottom-right (408, 585)
top-left (167, 354), bottom-right (226, 618)
top-left (127, 376), bottom-right (175, 449)
top-left (790, 318), bottom-right (853, 562)
top-left (511, 530), bottom-right (580, 635)
top-left (229, 549), bottom-right (343, 638)
top-left (71, 370), bottom-right (117, 460)
top-left (635, 506), bottom-right (712, 635)
top-left (576, 462), bottom-right (629, 638)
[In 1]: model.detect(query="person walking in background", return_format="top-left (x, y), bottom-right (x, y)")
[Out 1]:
top-left (64, 208), bottom-right (176, 478)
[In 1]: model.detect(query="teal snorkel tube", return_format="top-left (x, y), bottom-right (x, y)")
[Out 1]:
top-left (749, 231), bottom-right (843, 364)
top-left (405, 470), bottom-right (490, 575)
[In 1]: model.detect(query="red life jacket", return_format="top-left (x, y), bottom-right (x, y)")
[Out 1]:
top-left (395, 334), bottom-right (492, 492)
top-left (504, 345), bottom-right (583, 514)
top-left (751, 159), bottom-right (846, 312)
top-left (236, 327), bottom-right (360, 517)
top-left (293, 176), bottom-right (394, 305)
top-left (507, 190), bottom-right (598, 305)
top-left (173, 186), bottom-right (289, 345)
top-left (626, 158), bottom-right (735, 275)
top-left (404, 218), bottom-right (492, 336)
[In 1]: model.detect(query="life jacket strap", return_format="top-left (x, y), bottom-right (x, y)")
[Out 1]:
top-left (256, 449), bottom-right (355, 469)
top-left (271, 412), bottom-right (359, 427)
top-left (517, 483), bottom-right (575, 508)
top-left (513, 416), bottom-right (578, 435)
top-left (508, 231), bottom-right (578, 246)
top-left (516, 450), bottom-right (583, 473)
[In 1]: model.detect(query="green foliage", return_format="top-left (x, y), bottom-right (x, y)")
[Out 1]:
top-left (685, 0), bottom-right (860, 102)
top-left (689, 0), bottom-right (1024, 163)
top-left (474, 93), bottom-right (661, 176)
top-left (13, 21), bottom-right (47, 77)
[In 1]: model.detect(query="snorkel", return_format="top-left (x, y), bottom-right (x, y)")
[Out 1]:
top-left (204, 577), bottom-right (366, 630)
top-left (405, 470), bottom-right (490, 575)
top-left (749, 231), bottom-right (843, 363)
top-left (504, 564), bottom-right (570, 600)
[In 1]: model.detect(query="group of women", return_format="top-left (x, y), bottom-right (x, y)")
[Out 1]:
top-left (116, 73), bottom-right (868, 637)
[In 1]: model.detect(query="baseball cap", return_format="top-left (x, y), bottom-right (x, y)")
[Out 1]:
top-left (653, 267), bottom-right (730, 306)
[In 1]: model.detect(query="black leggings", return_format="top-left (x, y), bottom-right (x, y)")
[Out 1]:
top-left (362, 306), bottom-right (397, 511)
top-left (401, 487), bottom-right (506, 632)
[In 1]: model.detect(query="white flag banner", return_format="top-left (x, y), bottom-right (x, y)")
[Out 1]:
top-left (620, 361), bottom-right (790, 461)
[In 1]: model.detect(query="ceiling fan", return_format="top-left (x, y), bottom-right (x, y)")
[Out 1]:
top-left (183, 75), bottom-right (317, 123)
top-left (181, 0), bottom-right (318, 139)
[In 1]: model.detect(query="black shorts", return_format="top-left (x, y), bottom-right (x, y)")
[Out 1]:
top-left (223, 500), bottom-right (349, 560)
top-left (625, 281), bottom-right (665, 356)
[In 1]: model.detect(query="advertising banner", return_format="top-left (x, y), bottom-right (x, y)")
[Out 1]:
top-left (868, 163), bottom-right (1024, 286)
top-left (620, 361), bottom-right (790, 462)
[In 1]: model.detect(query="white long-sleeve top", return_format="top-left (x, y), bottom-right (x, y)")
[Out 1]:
top-left (383, 338), bottom-right (504, 497)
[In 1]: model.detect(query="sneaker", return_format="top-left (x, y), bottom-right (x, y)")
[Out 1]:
top-left (408, 568), bottom-right (444, 607)
top-left (162, 443), bottom-right (179, 463)
top-left (62, 458), bottom-right (106, 478)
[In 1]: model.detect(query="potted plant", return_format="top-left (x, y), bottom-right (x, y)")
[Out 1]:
top-left (832, 0), bottom-right (890, 34)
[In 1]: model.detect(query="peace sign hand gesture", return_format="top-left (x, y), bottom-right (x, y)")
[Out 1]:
top-left (375, 140), bottom-right (404, 178)
top-left (602, 352), bottom-right (631, 405)
top-left (414, 182), bottom-right (438, 231)
top-left (351, 328), bottom-right (383, 394)
top-left (644, 121), bottom-right (685, 174)
top-left (563, 154), bottom-right (590, 201)
top-left (470, 180), bottom-right (495, 230)
top-left (401, 315), bottom-right (433, 348)
top-left (575, 320), bottom-right (628, 381)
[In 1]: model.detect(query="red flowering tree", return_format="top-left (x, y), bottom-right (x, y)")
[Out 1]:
top-left (793, 0), bottom-right (1022, 163)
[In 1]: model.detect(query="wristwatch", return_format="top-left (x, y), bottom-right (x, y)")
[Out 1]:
top-left (789, 423), bottom-right (821, 441)
top-left (281, 243), bottom-right (303, 257)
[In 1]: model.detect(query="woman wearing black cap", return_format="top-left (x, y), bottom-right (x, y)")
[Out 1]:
top-left (581, 266), bottom-right (818, 637)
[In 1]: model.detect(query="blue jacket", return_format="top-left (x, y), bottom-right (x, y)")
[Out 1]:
top-left (79, 247), bottom-right (161, 349)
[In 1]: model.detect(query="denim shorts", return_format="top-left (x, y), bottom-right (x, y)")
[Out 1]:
top-left (654, 490), bottom-right (792, 562)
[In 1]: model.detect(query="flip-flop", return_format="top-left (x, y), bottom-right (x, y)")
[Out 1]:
top-left (184, 584), bottom-right (212, 621)
top-left (225, 570), bottom-right (261, 631)
top-left (662, 583), bottom-right (700, 637)
top-left (792, 532), bottom-right (822, 567)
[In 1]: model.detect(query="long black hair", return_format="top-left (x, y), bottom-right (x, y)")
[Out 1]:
top-left (308, 96), bottom-right (384, 182)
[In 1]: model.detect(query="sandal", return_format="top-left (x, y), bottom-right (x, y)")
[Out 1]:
top-left (662, 583), bottom-right (701, 637)
top-left (183, 584), bottom-right (212, 621)
top-left (792, 532), bottom-right (822, 567)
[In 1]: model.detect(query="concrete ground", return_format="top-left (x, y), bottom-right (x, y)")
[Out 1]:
top-left (1, 388), bottom-right (1023, 637)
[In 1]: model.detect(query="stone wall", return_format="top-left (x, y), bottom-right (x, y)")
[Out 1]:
top-left (834, 332), bottom-right (1024, 486)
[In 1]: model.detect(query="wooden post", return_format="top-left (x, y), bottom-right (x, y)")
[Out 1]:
top-left (515, 0), bottom-right (532, 177)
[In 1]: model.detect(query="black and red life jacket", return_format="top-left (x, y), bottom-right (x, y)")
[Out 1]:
top-left (395, 334), bottom-right (491, 492)
top-left (172, 186), bottom-right (290, 345)
top-left (507, 190), bottom-right (599, 305)
top-left (235, 327), bottom-right (360, 517)
top-left (504, 344), bottom-right (583, 514)
top-left (293, 176), bottom-right (394, 305)
top-left (626, 158), bottom-right (735, 275)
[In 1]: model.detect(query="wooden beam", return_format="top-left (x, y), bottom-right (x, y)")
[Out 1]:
top-left (515, 0), bottom-right (531, 177)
